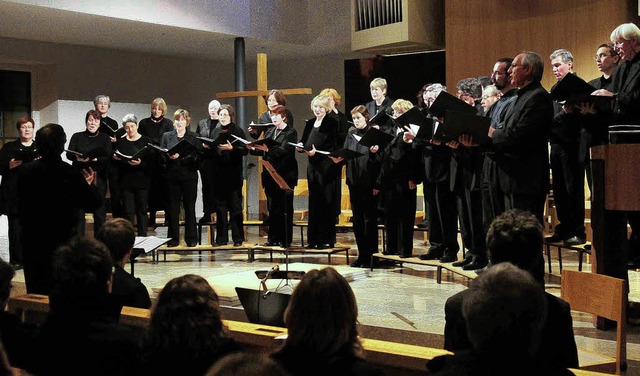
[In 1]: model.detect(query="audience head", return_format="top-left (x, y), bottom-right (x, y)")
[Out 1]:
top-left (148, 274), bottom-right (228, 356)
top-left (595, 43), bottom-right (621, 75)
top-left (370, 77), bottom-right (388, 102)
top-left (265, 90), bottom-right (287, 111)
top-left (610, 22), bottom-right (640, 61)
top-left (509, 51), bottom-right (544, 87)
top-left (492, 57), bottom-right (513, 91)
top-left (319, 88), bottom-right (341, 108)
top-left (481, 85), bottom-right (501, 112)
top-left (94, 95), bottom-right (110, 115)
top-left (151, 97), bottom-right (168, 117)
top-left (50, 236), bottom-right (114, 311)
top-left (456, 77), bottom-right (481, 106)
top-left (391, 99), bottom-right (414, 117)
top-left (217, 104), bottom-right (234, 126)
top-left (206, 353), bottom-right (288, 376)
top-left (282, 267), bottom-right (361, 359)
top-left (486, 209), bottom-right (545, 285)
top-left (96, 218), bottom-right (136, 264)
top-left (549, 49), bottom-right (574, 81)
top-left (0, 258), bottom-right (15, 308)
top-left (463, 262), bottom-right (547, 357)
top-left (36, 123), bottom-right (67, 159)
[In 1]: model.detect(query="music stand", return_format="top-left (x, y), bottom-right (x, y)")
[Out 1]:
top-left (261, 160), bottom-right (300, 290)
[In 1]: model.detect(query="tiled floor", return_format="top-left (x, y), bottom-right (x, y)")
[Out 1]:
top-left (3, 218), bottom-right (640, 374)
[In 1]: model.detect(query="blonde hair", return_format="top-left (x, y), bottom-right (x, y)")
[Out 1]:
top-left (391, 99), bottom-right (414, 114)
top-left (173, 109), bottom-right (191, 125)
top-left (151, 98), bottom-right (167, 115)
top-left (310, 95), bottom-right (331, 112)
top-left (370, 77), bottom-right (388, 93)
top-left (319, 88), bottom-right (341, 106)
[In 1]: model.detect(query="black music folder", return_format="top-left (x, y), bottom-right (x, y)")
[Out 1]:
top-left (356, 127), bottom-right (395, 148)
top-left (437, 111), bottom-right (491, 144)
top-left (549, 73), bottom-right (613, 107)
top-left (394, 107), bottom-right (434, 139)
top-left (248, 122), bottom-right (273, 132)
top-left (148, 139), bottom-right (196, 155)
top-left (330, 148), bottom-right (364, 159)
top-left (231, 134), bottom-right (281, 148)
top-left (197, 132), bottom-right (235, 147)
top-left (65, 147), bottom-right (109, 159)
top-left (15, 148), bottom-right (39, 163)
top-left (115, 146), bottom-right (148, 161)
top-left (428, 91), bottom-right (477, 118)
top-left (369, 109), bottom-right (391, 126)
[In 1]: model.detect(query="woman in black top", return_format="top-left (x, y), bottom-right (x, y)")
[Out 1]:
top-left (298, 95), bottom-right (341, 249)
top-left (113, 114), bottom-right (153, 236)
top-left (0, 117), bottom-right (38, 268)
top-left (249, 105), bottom-right (298, 247)
top-left (66, 109), bottom-right (112, 235)
top-left (331, 106), bottom-right (381, 267)
top-left (253, 90), bottom-right (295, 136)
top-left (271, 268), bottom-right (382, 376)
top-left (161, 109), bottom-right (201, 247)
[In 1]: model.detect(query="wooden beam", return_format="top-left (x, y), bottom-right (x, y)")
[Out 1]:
top-left (216, 88), bottom-right (313, 99)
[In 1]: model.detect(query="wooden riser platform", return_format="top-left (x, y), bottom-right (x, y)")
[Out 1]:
top-left (371, 253), bottom-right (477, 283)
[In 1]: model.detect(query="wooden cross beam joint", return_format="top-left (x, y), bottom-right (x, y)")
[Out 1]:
top-left (216, 88), bottom-right (312, 99)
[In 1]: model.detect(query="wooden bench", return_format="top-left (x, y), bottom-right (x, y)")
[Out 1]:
top-left (543, 240), bottom-right (591, 273)
top-left (371, 253), bottom-right (477, 284)
top-left (251, 245), bottom-right (352, 264)
top-left (156, 243), bottom-right (255, 262)
top-left (5, 294), bottom-right (609, 376)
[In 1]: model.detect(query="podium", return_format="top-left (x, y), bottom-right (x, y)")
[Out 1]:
top-left (590, 144), bottom-right (640, 278)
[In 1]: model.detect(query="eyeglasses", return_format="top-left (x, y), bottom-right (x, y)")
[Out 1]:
top-left (457, 92), bottom-right (473, 99)
top-left (491, 71), bottom-right (507, 77)
top-left (594, 53), bottom-right (612, 61)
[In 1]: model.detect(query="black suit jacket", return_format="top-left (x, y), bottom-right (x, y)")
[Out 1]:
top-left (300, 116), bottom-right (341, 181)
top-left (251, 124), bottom-right (298, 190)
top-left (443, 288), bottom-right (579, 369)
top-left (610, 54), bottom-right (640, 125)
top-left (209, 123), bottom-right (248, 192)
top-left (160, 130), bottom-right (201, 181)
top-left (492, 81), bottom-right (553, 195)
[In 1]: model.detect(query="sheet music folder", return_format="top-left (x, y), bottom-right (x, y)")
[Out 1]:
top-left (437, 111), bottom-right (491, 144)
top-left (15, 148), bottom-right (39, 163)
top-left (550, 73), bottom-right (612, 107)
top-left (330, 148), bottom-right (364, 159)
top-left (428, 91), bottom-right (477, 118)
top-left (148, 139), bottom-right (196, 155)
top-left (357, 127), bottom-right (395, 148)
top-left (394, 107), bottom-right (433, 139)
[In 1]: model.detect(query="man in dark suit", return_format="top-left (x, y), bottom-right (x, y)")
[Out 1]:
top-left (443, 209), bottom-right (579, 369)
top-left (196, 100), bottom-right (221, 224)
top-left (489, 51), bottom-right (553, 223)
top-left (96, 218), bottom-right (151, 317)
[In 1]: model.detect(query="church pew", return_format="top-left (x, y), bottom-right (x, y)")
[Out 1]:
top-left (5, 294), bottom-right (608, 376)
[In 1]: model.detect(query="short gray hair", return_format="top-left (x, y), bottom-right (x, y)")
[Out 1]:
top-left (94, 95), bottom-right (111, 107)
top-left (521, 51), bottom-right (545, 83)
top-left (549, 49), bottom-right (573, 63)
top-left (122, 113), bottom-right (138, 125)
top-left (611, 22), bottom-right (640, 42)
top-left (425, 83), bottom-right (446, 96)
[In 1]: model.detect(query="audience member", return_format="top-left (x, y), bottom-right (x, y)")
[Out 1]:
top-left (138, 274), bottom-right (239, 376)
top-left (271, 267), bottom-right (382, 376)
top-left (31, 237), bottom-right (139, 375)
top-left (443, 209), bottom-right (578, 369)
top-left (207, 352), bottom-right (289, 376)
top-left (95, 218), bottom-right (151, 316)
top-left (429, 263), bottom-right (573, 376)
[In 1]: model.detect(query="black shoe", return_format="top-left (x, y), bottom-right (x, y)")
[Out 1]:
top-left (416, 220), bottom-right (428, 229)
top-left (215, 241), bottom-right (228, 246)
top-left (11, 263), bottom-right (23, 271)
top-left (452, 255), bottom-right (473, 267)
top-left (462, 256), bottom-right (488, 271)
top-left (166, 240), bottom-right (179, 247)
top-left (233, 241), bottom-right (243, 246)
top-left (419, 250), bottom-right (443, 260)
top-left (563, 236), bottom-right (586, 246)
top-left (440, 253), bottom-right (458, 263)
top-left (186, 241), bottom-right (198, 247)
top-left (305, 244), bottom-right (317, 249)
top-left (545, 233), bottom-right (567, 243)
top-left (263, 241), bottom-right (281, 247)
top-left (198, 214), bottom-right (213, 224)
top-left (318, 243), bottom-right (334, 249)
top-left (351, 260), bottom-right (367, 268)
top-left (399, 253), bottom-right (413, 258)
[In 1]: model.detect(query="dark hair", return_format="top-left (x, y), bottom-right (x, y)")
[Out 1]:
top-left (16, 116), bottom-right (35, 131)
top-left (35, 123), bottom-right (66, 159)
top-left (486, 209), bottom-right (545, 284)
top-left (85, 109), bottom-right (101, 123)
top-left (144, 275), bottom-right (231, 370)
top-left (495, 57), bottom-right (513, 72)
top-left (206, 353), bottom-right (288, 376)
top-left (218, 104), bottom-right (235, 121)
top-left (279, 268), bottom-right (361, 359)
top-left (270, 105), bottom-right (288, 122)
top-left (265, 90), bottom-right (287, 107)
top-left (96, 218), bottom-right (135, 263)
top-left (0, 258), bottom-right (14, 307)
top-left (417, 83), bottom-right (433, 108)
top-left (463, 263), bottom-right (547, 356)
top-left (350, 105), bottom-right (370, 122)
top-left (456, 77), bottom-right (482, 98)
top-left (598, 43), bottom-right (619, 57)
top-left (50, 237), bottom-right (113, 312)
top-left (477, 76), bottom-right (492, 89)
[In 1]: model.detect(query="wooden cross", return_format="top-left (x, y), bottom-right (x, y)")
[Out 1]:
top-left (215, 53), bottom-right (313, 223)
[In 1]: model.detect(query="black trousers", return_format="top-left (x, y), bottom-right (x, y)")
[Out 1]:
top-left (349, 185), bottom-right (378, 262)
top-left (123, 187), bottom-right (149, 236)
top-left (550, 143), bottom-right (586, 238)
top-left (481, 156), bottom-right (505, 232)
top-left (503, 191), bottom-right (548, 225)
top-left (454, 187), bottom-right (486, 259)
top-left (199, 159), bottom-right (217, 216)
top-left (79, 175), bottom-right (107, 235)
top-left (265, 185), bottom-right (294, 246)
top-left (435, 180), bottom-right (459, 253)
top-left (214, 187), bottom-right (244, 244)
top-left (307, 175), bottom-right (338, 246)
top-left (166, 178), bottom-right (198, 244)
top-left (382, 181), bottom-right (416, 256)
top-left (7, 212), bottom-right (23, 264)
top-left (108, 167), bottom-right (124, 218)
